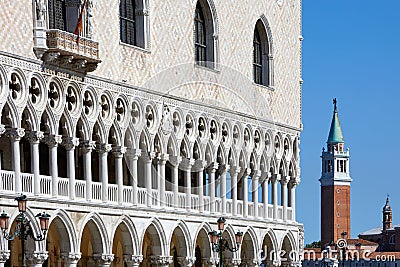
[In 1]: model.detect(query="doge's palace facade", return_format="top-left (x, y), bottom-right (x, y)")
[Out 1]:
top-left (0, 0), bottom-right (303, 266)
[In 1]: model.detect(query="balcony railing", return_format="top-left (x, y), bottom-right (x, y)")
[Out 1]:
top-left (0, 170), bottom-right (295, 221)
top-left (44, 29), bottom-right (101, 72)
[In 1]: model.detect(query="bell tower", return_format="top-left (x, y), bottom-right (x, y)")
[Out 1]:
top-left (320, 99), bottom-right (352, 247)
top-left (383, 196), bottom-right (392, 232)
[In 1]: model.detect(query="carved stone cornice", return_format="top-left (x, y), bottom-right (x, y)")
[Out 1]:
top-left (177, 256), bottom-right (196, 267)
top-left (26, 251), bottom-right (48, 264)
top-left (0, 250), bottom-right (10, 263)
top-left (61, 252), bottom-right (81, 264)
top-left (96, 143), bottom-right (112, 154)
top-left (80, 140), bottom-right (96, 153)
top-left (6, 128), bottom-right (25, 141)
top-left (27, 130), bottom-right (44, 144)
top-left (93, 253), bottom-right (114, 265)
top-left (150, 255), bottom-right (173, 266)
top-left (44, 134), bottom-right (62, 147)
top-left (62, 137), bottom-right (79, 150)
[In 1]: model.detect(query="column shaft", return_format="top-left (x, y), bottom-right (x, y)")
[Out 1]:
top-left (198, 169), bottom-right (204, 212)
top-left (209, 167), bottom-right (216, 213)
top-left (243, 174), bottom-right (248, 218)
top-left (185, 167), bottom-right (191, 210)
top-left (173, 164), bottom-right (179, 208)
top-left (99, 150), bottom-right (109, 202)
top-left (231, 170), bottom-right (238, 216)
top-left (263, 177), bottom-right (269, 219)
top-left (252, 173), bottom-right (260, 218)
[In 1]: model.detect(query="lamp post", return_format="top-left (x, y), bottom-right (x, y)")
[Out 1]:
top-left (0, 194), bottom-right (50, 267)
top-left (208, 217), bottom-right (243, 267)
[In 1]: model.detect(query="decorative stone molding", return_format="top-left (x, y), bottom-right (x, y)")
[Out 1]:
top-left (205, 257), bottom-right (218, 267)
top-left (150, 256), bottom-right (173, 266)
top-left (6, 128), bottom-right (25, 141)
top-left (93, 253), bottom-right (114, 266)
top-left (80, 140), bottom-right (96, 153)
top-left (61, 252), bottom-right (82, 265)
top-left (96, 143), bottom-right (112, 154)
top-left (226, 258), bottom-right (241, 267)
top-left (0, 250), bottom-right (10, 263)
top-left (26, 251), bottom-right (48, 265)
top-left (113, 146), bottom-right (127, 157)
top-left (177, 256), bottom-right (196, 267)
top-left (0, 125), bottom-right (6, 136)
top-left (126, 148), bottom-right (142, 160)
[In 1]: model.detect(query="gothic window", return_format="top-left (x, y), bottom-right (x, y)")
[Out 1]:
top-left (48, 0), bottom-right (92, 37)
top-left (253, 19), bottom-right (272, 86)
top-left (194, 0), bottom-right (216, 68)
top-left (120, 0), bottom-right (148, 48)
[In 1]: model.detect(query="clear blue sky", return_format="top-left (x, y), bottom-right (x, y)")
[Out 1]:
top-left (298, 0), bottom-right (400, 244)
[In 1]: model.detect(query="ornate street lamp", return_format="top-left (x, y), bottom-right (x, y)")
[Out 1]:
top-left (208, 217), bottom-right (243, 267)
top-left (0, 194), bottom-right (50, 267)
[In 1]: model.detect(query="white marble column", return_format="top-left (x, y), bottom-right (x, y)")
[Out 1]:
top-left (271, 174), bottom-right (279, 220)
top-left (142, 152), bottom-right (155, 207)
top-left (208, 163), bottom-right (218, 213)
top-left (281, 176), bottom-right (289, 221)
top-left (181, 158), bottom-right (195, 211)
top-left (219, 164), bottom-right (230, 214)
top-left (242, 168), bottom-right (251, 218)
top-left (262, 173), bottom-right (271, 219)
top-left (194, 160), bottom-right (207, 213)
top-left (123, 255), bottom-right (143, 267)
top-left (6, 128), bottom-right (25, 193)
top-left (62, 137), bottom-right (79, 200)
top-left (97, 143), bottom-right (111, 202)
top-left (230, 166), bottom-right (240, 216)
top-left (113, 146), bottom-right (127, 205)
top-left (157, 154), bottom-right (169, 207)
top-left (252, 170), bottom-right (261, 219)
top-left (27, 131), bottom-right (44, 195)
top-left (81, 141), bottom-right (95, 201)
top-left (127, 149), bottom-right (141, 205)
top-left (44, 135), bottom-right (62, 197)
top-left (169, 156), bottom-right (182, 209)
top-left (93, 254), bottom-right (114, 267)
top-left (61, 252), bottom-right (81, 267)
top-left (289, 179), bottom-right (299, 221)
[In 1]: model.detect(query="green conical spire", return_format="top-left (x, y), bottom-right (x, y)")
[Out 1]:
top-left (327, 98), bottom-right (344, 144)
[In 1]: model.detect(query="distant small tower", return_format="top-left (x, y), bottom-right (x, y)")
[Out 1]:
top-left (320, 99), bottom-right (352, 246)
top-left (383, 196), bottom-right (392, 232)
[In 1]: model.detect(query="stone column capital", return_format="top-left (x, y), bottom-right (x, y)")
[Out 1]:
top-left (93, 253), bottom-right (114, 266)
top-left (123, 254), bottom-right (143, 266)
top-left (205, 257), bottom-right (218, 266)
top-left (207, 162), bottom-right (219, 173)
top-left (0, 125), bottom-right (6, 136)
top-left (126, 148), bottom-right (142, 159)
top-left (218, 163), bottom-right (230, 174)
top-left (141, 151), bottom-right (156, 162)
top-left (62, 137), bottom-right (80, 150)
top-left (180, 158), bottom-right (195, 171)
top-left (281, 176), bottom-right (290, 185)
top-left (226, 258), bottom-right (241, 267)
top-left (0, 250), bottom-right (10, 263)
top-left (241, 167), bottom-right (251, 177)
top-left (113, 146), bottom-right (127, 157)
top-left (157, 153), bottom-right (169, 164)
top-left (27, 130), bottom-right (44, 144)
top-left (229, 166), bottom-right (241, 175)
top-left (290, 178), bottom-right (300, 187)
top-left (270, 174), bottom-right (281, 183)
top-left (44, 134), bottom-right (62, 147)
top-left (150, 255), bottom-right (173, 266)
top-left (252, 170), bottom-right (262, 179)
top-left (169, 155), bottom-right (182, 167)
top-left (6, 128), bottom-right (25, 141)
top-left (61, 252), bottom-right (82, 264)
top-left (96, 143), bottom-right (112, 154)
top-left (80, 140), bottom-right (96, 153)
top-left (178, 256), bottom-right (196, 267)
top-left (26, 251), bottom-right (48, 265)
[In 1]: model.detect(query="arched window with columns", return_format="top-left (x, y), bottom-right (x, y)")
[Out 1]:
top-left (194, 0), bottom-right (218, 69)
top-left (253, 19), bottom-right (273, 87)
